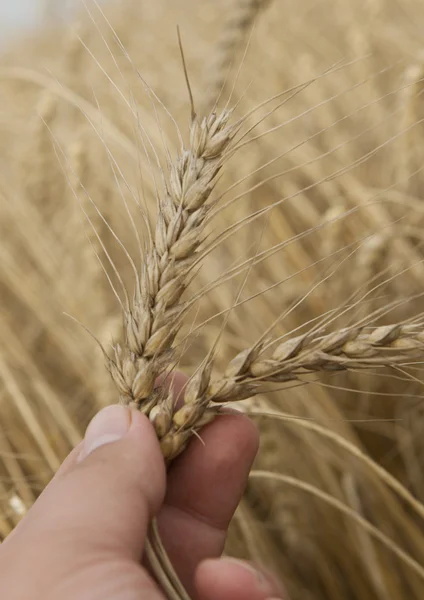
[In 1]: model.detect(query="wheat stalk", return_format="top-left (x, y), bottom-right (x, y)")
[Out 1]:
top-left (244, 404), bottom-right (424, 523)
top-left (250, 470), bottom-right (424, 582)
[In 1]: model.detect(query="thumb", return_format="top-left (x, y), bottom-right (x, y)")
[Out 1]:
top-left (7, 405), bottom-right (166, 562)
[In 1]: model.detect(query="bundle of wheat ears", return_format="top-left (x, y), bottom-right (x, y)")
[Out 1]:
top-left (3, 0), bottom-right (424, 598)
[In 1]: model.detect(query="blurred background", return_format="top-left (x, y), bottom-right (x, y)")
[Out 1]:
top-left (0, 1), bottom-right (109, 45)
top-left (0, 1), bottom-right (43, 43)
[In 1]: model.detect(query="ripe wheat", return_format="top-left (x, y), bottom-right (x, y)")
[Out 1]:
top-left (2, 1), bottom-right (424, 600)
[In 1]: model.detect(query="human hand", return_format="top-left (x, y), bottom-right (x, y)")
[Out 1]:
top-left (0, 377), bottom-right (285, 600)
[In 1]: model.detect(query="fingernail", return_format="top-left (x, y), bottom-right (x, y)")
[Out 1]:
top-left (79, 405), bottom-right (131, 461)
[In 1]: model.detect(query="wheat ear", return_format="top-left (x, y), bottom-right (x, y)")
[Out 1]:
top-left (205, 323), bottom-right (424, 402)
top-left (203, 0), bottom-right (272, 111)
top-left (153, 322), bottom-right (424, 458)
top-left (107, 109), bottom-right (237, 459)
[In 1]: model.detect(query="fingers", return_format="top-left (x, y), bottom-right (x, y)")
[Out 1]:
top-left (4, 406), bottom-right (166, 562)
top-left (157, 412), bottom-right (259, 594)
top-left (195, 558), bottom-right (287, 600)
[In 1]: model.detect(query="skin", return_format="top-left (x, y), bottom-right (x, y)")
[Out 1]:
top-left (0, 375), bottom-right (285, 600)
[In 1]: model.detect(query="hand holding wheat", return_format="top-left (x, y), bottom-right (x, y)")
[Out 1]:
top-left (0, 392), bottom-right (285, 600)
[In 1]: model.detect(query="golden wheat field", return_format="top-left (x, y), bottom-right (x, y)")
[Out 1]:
top-left (3, 0), bottom-right (424, 598)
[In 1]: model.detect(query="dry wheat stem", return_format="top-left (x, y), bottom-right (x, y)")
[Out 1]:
top-left (342, 473), bottom-right (389, 600)
top-left (87, 0), bottom-right (185, 151)
top-left (145, 539), bottom-right (182, 600)
top-left (193, 202), bottom-right (378, 314)
top-left (145, 520), bottom-right (191, 600)
top-left (246, 408), bottom-right (424, 523)
top-left (214, 111), bottom-right (424, 236)
top-left (202, 172), bottom-right (406, 283)
top-left (214, 76), bottom-right (411, 218)
top-left (178, 244), bottom-right (360, 340)
top-left (0, 67), bottom-right (139, 158)
top-left (250, 471), bottom-right (424, 582)
top-left (231, 60), bottom-right (407, 157)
